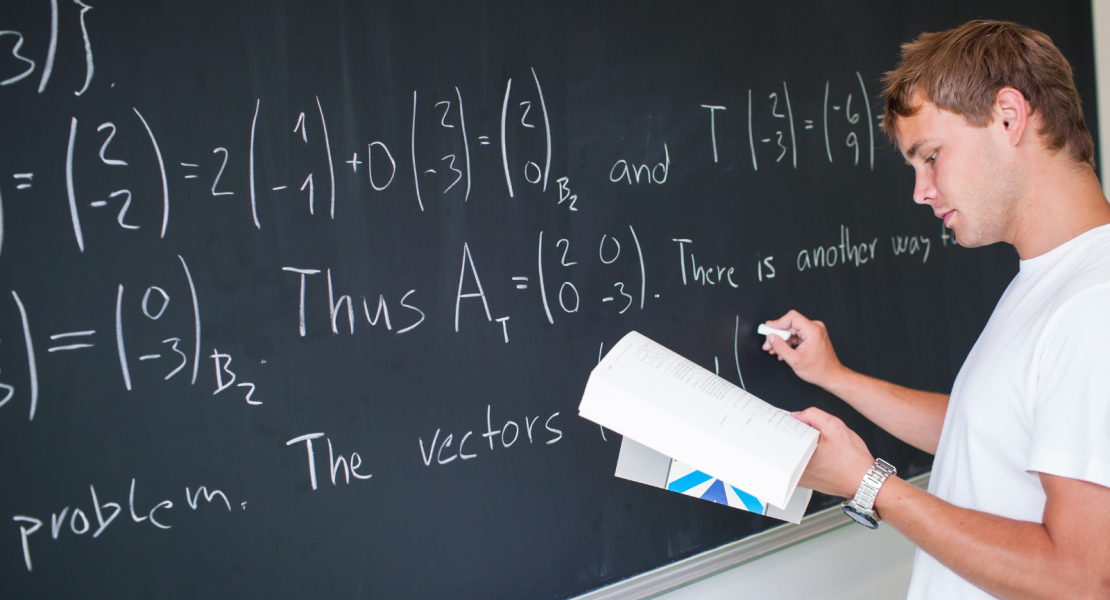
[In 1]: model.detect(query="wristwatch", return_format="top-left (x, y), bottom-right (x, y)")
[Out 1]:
top-left (842, 458), bottom-right (896, 529)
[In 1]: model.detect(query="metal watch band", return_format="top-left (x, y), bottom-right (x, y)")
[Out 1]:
top-left (851, 458), bottom-right (896, 513)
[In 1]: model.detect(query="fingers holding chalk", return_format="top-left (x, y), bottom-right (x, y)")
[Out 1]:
top-left (759, 323), bottom-right (792, 354)
top-left (757, 323), bottom-right (791, 341)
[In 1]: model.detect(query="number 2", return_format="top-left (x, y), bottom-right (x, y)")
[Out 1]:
top-left (212, 148), bottom-right (233, 196)
top-left (556, 239), bottom-right (577, 266)
top-left (109, 190), bottom-right (139, 230)
top-left (435, 101), bottom-right (454, 128)
top-left (96, 123), bottom-right (128, 166)
top-left (769, 93), bottom-right (784, 118)
top-left (519, 101), bottom-right (535, 128)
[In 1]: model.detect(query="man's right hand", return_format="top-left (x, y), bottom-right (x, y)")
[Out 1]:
top-left (763, 309), bottom-right (949, 455)
top-left (762, 310), bottom-right (847, 390)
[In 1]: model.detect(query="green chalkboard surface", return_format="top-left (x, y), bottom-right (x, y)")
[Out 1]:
top-left (0, 1), bottom-right (1095, 598)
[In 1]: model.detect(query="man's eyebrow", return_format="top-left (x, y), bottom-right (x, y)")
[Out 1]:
top-left (905, 138), bottom-right (931, 160)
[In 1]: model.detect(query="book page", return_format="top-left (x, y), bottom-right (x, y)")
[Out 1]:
top-left (594, 331), bottom-right (814, 458)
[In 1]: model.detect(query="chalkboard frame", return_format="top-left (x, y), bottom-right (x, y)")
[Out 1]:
top-left (572, 473), bottom-right (929, 599)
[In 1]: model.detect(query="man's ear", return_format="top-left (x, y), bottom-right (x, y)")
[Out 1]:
top-left (995, 87), bottom-right (1030, 146)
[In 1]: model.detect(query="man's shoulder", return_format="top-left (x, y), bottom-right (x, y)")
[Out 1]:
top-left (1030, 235), bottom-right (1110, 367)
top-left (1041, 224), bottom-right (1110, 298)
top-left (986, 226), bottom-right (1110, 354)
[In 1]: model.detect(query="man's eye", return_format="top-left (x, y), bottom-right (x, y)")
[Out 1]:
top-left (927, 152), bottom-right (937, 164)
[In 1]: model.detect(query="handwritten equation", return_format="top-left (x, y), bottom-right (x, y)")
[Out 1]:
top-left (0, 2), bottom-right (972, 582)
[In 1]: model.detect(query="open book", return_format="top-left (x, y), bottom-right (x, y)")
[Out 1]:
top-left (579, 331), bottom-right (818, 514)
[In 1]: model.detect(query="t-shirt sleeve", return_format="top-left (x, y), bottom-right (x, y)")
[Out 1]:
top-left (1028, 284), bottom-right (1110, 489)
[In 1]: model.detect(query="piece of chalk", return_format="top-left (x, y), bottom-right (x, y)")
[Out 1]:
top-left (757, 324), bottom-right (791, 341)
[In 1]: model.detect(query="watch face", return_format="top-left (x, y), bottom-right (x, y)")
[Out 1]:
top-left (842, 504), bottom-right (879, 529)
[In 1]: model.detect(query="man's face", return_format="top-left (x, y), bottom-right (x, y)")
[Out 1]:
top-left (894, 97), bottom-right (1020, 248)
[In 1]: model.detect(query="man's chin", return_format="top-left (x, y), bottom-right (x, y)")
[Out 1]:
top-left (952, 232), bottom-right (1002, 249)
top-left (951, 228), bottom-right (977, 248)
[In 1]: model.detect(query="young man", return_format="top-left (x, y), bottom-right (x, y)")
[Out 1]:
top-left (762, 21), bottom-right (1110, 599)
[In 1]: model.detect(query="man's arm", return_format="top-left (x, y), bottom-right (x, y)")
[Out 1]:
top-left (795, 408), bottom-right (1110, 600)
top-left (763, 310), bottom-right (948, 454)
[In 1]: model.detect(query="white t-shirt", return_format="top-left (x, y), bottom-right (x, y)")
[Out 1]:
top-left (906, 224), bottom-right (1110, 599)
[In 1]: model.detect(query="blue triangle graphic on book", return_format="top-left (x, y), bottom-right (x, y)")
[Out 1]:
top-left (700, 479), bottom-right (728, 505)
top-left (667, 470), bottom-right (713, 493)
top-left (731, 486), bottom-right (764, 514)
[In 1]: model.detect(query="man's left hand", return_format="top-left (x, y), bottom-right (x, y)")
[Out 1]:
top-left (793, 407), bottom-right (876, 499)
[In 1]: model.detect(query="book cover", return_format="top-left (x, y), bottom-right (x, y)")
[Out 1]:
top-left (615, 436), bottom-right (811, 523)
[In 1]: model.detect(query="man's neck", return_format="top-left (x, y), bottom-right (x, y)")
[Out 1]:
top-left (1009, 159), bottom-right (1110, 260)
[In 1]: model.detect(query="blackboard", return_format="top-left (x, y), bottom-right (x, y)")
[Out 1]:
top-left (0, 1), bottom-right (1096, 598)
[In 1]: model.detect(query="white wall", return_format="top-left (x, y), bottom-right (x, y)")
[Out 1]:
top-left (1095, 0), bottom-right (1110, 191)
top-left (650, 7), bottom-right (1110, 599)
top-left (654, 522), bottom-right (916, 600)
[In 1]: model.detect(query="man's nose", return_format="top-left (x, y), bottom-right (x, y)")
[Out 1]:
top-left (913, 171), bottom-right (935, 205)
